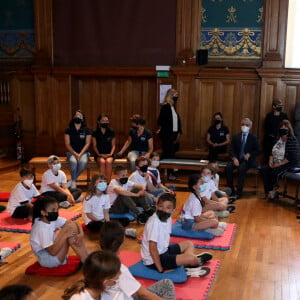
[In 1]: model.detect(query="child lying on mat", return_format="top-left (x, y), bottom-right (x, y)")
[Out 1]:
top-left (83, 174), bottom-right (110, 232)
top-left (141, 193), bottom-right (212, 273)
top-left (200, 167), bottom-right (235, 218)
top-left (181, 174), bottom-right (227, 236)
top-left (8, 168), bottom-right (39, 220)
top-left (30, 196), bottom-right (88, 268)
top-left (99, 220), bottom-right (175, 300)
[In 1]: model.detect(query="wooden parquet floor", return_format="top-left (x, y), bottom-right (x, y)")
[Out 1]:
top-left (0, 167), bottom-right (300, 300)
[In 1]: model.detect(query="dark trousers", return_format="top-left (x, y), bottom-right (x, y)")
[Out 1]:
top-left (263, 135), bottom-right (276, 163)
top-left (225, 160), bottom-right (251, 196)
top-left (260, 164), bottom-right (289, 194)
top-left (161, 132), bottom-right (179, 176)
top-left (42, 188), bottom-right (82, 203)
top-left (208, 145), bottom-right (226, 162)
top-left (110, 194), bottom-right (150, 215)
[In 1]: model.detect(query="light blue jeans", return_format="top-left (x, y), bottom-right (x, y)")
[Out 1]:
top-left (67, 151), bottom-right (90, 181)
top-left (127, 150), bottom-right (146, 172)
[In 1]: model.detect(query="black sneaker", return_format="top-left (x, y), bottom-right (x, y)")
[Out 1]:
top-left (197, 252), bottom-right (213, 266)
top-left (137, 213), bottom-right (148, 225)
top-left (145, 208), bottom-right (155, 217)
top-left (227, 205), bottom-right (236, 213)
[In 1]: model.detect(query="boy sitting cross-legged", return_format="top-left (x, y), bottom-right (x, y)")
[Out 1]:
top-left (107, 165), bottom-right (155, 225)
top-left (141, 193), bottom-right (212, 275)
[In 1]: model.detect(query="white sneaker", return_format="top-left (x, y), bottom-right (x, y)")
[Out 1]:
top-left (0, 248), bottom-right (12, 260)
top-left (67, 180), bottom-right (72, 188)
top-left (205, 227), bottom-right (224, 236)
top-left (215, 210), bottom-right (230, 218)
top-left (71, 181), bottom-right (77, 189)
top-left (218, 222), bottom-right (228, 229)
top-left (185, 266), bottom-right (211, 277)
top-left (125, 228), bottom-right (137, 238)
top-left (59, 201), bottom-right (71, 208)
top-left (75, 195), bottom-right (83, 203)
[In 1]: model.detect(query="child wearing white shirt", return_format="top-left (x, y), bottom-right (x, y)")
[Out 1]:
top-left (141, 193), bottom-right (212, 273)
top-left (40, 155), bottom-right (82, 208)
top-left (83, 174), bottom-right (110, 232)
top-left (99, 221), bottom-right (176, 300)
top-left (107, 165), bottom-right (154, 224)
top-left (181, 174), bottom-right (226, 236)
top-left (30, 196), bottom-right (88, 268)
top-left (8, 168), bottom-right (39, 220)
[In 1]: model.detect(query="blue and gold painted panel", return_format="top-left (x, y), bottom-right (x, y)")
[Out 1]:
top-left (0, 0), bottom-right (35, 59)
top-left (200, 0), bottom-right (263, 59)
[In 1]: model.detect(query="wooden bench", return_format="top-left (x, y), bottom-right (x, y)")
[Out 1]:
top-left (159, 158), bottom-right (260, 188)
top-left (29, 156), bottom-right (129, 184)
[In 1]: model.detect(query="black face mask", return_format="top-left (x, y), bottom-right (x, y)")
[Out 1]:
top-left (156, 210), bottom-right (171, 222)
top-left (46, 211), bottom-right (59, 222)
top-left (173, 96), bottom-right (178, 102)
top-left (100, 123), bottom-right (109, 129)
top-left (214, 120), bottom-right (222, 125)
top-left (276, 106), bottom-right (282, 112)
top-left (139, 165), bottom-right (148, 173)
top-left (73, 117), bottom-right (82, 124)
top-left (119, 177), bottom-right (128, 185)
top-left (279, 128), bottom-right (289, 136)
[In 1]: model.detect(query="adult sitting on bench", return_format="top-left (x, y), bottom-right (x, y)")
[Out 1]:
top-left (260, 120), bottom-right (300, 201)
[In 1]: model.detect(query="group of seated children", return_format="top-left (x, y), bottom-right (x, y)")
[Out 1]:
top-left (3, 152), bottom-right (237, 298)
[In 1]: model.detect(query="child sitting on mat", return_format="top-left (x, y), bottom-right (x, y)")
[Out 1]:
top-left (30, 196), bottom-right (88, 268)
top-left (40, 155), bottom-right (82, 209)
top-left (181, 174), bottom-right (226, 236)
top-left (83, 174), bottom-right (110, 232)
top-left (201, 167), bottom-right (235, 218)
top-left (99, 220), bottom-right (176, 300)
top-left (107, 165), bottom-right (154, 225)
top-left (8, 168), bottom-right (39, 220)
top-left (141, 193), bottom-right (212, 273)
top-left (129, 156), bottom-right (160, 205)
top-left (148, 152), bottom-right (175, 195)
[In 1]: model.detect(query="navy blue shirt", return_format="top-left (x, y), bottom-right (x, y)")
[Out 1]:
top-left (129, 128), bottom-right (152, 152)
top-left (65, 126), bottom-right (91, 153)
top-left (92, 128), bottom-right (115, 154)
top-left (208, 125), bottom-right (229, 144)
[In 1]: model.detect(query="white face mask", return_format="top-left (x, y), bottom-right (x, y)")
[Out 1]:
top-left (23, 179), bottom-right (33, 188)
top-left (52, 163), bottom-right (61, 172)
top-left (241, 125), bottom-right (250, 133)
top-left (151, 160), bottom-right (160, 168)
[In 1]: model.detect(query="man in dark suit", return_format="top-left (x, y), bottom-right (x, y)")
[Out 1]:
top-left (225, 118), bottom-right (260, 199)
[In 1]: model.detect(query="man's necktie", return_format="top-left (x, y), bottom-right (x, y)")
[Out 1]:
top-left (239, 134), bottom-right (246, 159)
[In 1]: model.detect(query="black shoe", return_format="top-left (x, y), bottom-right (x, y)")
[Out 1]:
top-left (227, 205), bottom-right (236, 213)
top-left (137, 212), bottom-right (148, 225)
top-left (116, 218), bottom-right (130, 227)
top-left (228, 197), bottom-right (236, 204)
top-left (296, 215), bottom-right (300, 219)
top-left (197, 252), bottom-right (213, 266)
top-left (145, 208), bottom-right (155, 217)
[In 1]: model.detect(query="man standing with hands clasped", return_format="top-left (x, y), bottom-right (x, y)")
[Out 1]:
top-left (225, 118), bottom-right (260, 199)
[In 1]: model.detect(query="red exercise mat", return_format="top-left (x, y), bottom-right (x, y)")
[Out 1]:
top-left (0, 211), bottom-right (82, 233)
top-left (120, 251), bottom-right (220, 300)
top-left (0, 192), bottom-right (10, 202)
top-left (25, 255), bottom-right (81, 276)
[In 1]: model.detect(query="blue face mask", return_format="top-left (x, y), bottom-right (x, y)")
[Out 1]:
top-left (202, 176), bottom-right (211, 183)
top-left (96, 182), bottom-right (107, 192)
top-left (199, 184), bottom-right (206, 193)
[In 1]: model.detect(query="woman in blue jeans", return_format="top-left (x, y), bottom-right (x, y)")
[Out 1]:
top-left (64, 109), bottom-right (91, 188)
